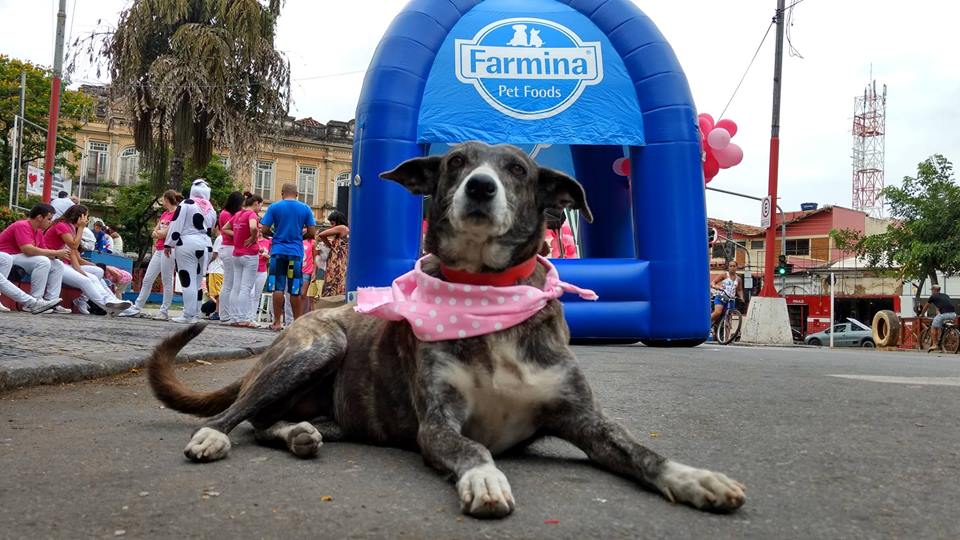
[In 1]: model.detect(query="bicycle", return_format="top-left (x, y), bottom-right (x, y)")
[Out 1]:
top-left (710, 290), bottom-right (743, 345)
top-left (918, 317), bottom-right (960, 353)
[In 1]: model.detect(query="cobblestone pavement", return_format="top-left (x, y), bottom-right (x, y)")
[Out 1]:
top-left (0, 310), bottom-right (275, 392)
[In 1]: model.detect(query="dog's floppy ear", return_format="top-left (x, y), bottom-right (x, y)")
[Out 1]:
top-left (380, 156), bottom-right (442, 196)
top-left (538, 167), bottom-right (593, 223)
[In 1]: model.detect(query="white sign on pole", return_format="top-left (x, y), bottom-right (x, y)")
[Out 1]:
top-left (25, 165), bottom-right (43, 195)
top-left (760, 196), bottom-right (772, 228)
top-left (24, 165), bottom-right (71, 196)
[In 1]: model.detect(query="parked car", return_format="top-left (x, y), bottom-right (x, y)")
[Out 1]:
top-left (805, 318), bottom-right (874, 347)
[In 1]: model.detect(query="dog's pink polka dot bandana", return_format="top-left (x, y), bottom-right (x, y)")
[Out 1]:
top-left (355, 255), bottom-right (598, 342)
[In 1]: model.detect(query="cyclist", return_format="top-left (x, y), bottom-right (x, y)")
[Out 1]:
top-left (711, 260), bottom-right (744, 324)
top-left (924, 284), bottom-right (956, 352)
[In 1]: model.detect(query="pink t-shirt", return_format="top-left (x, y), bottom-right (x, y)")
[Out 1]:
top-left (155, 210), bottom-right (175, 251)
top-left (0, 220), bottom-right (42, 255)
top-left (43, 222), bottom-right (75, 252)
top-left (231, 209), bottom-right (260, 257)
top-left (219, 210), bottom-right (235, 246)
top-left (257, 238), bottom-right (271, 273)
top-left (302, 239), bottom-right (315, 275)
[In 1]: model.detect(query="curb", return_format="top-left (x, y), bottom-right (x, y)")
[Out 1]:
top-left (0, 345), bottom-right (269, 394)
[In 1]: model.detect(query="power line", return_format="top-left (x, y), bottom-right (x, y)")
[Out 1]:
top-left (719, 20), bottom-right (774, 119)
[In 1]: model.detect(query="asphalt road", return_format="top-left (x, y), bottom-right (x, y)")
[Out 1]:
top-left (2, 344), bottom-right (959, 539)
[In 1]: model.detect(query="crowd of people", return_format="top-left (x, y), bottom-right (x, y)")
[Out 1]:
top-left (4, 184), bottom-right (592, 326)
top-left (0, 180), bottom-right (350, 330)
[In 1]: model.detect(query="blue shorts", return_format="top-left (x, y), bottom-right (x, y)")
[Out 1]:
top-left (932, 312), bottom-right (957, 329)
top-left (266, 254), bottom-right (303, 295)
top-left (713, 296), bottom-right (736, 311)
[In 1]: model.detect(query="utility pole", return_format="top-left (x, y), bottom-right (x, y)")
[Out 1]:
top-left (41, 0), bottom-right (67, 204)
top-left (738, 0), bottom-right (794, 345)
top-left (759, 0), bottom-right (786, 297)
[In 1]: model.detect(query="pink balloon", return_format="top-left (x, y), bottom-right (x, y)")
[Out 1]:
top-left (716, 119), bottom-right (738, 138)
top-left (698, 113), bottom-right (714, 137)
top-left (715, 143), bottom-right (744, 169)
top-left (707, 127), bottom-right (731, 150)
top-left (612, 157), bottom-right (630, 177)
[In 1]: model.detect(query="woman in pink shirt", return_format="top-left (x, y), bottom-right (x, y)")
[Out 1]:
top-left (221, 193), bottom-right (263, 326)
top-left (44, 205), bottom-right (131, 314)
top-left (119, 189), bottom-right (181, 318)
top-left (216, 191), bottom-right (245, 323)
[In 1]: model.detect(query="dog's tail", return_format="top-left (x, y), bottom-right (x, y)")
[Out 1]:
top-left (147, 323), bottom-right (242, 417)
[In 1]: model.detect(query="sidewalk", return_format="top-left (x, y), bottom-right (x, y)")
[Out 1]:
top-left (0, 309), bottom-right (275, 392)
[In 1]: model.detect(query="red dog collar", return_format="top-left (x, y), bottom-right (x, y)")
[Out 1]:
top-left (439, 257), bottom-right (538, 287)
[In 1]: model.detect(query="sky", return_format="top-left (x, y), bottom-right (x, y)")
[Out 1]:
top-left (1, 0), bottom-right (958, 226)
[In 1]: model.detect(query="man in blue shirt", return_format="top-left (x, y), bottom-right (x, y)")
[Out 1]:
top-left (260, 183), bottom-right (316, 330)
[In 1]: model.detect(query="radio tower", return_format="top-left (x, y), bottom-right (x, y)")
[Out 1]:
top-left (851, 78), bottom-right (887, 217)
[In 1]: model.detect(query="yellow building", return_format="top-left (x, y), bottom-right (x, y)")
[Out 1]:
top-left (71, 85), bottom-right (354, 218)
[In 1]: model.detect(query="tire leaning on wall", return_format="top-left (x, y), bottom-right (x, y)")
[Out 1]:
top-left (872, 310), bottom-right (901, 347)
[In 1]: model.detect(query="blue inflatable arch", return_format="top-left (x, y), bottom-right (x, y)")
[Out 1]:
top-left (348, 0), bottom-right (708, 344)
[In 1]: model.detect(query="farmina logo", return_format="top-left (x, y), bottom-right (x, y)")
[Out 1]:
top-left (455, 18), bottom-right (603, 120)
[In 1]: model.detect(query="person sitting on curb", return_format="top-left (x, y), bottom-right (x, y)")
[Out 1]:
top-left (0, 204), bottom-right (69, 314)
top-left (43, 204), bottom-right (131, 315)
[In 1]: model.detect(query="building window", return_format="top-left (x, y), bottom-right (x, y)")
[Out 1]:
top-left (254, 160), bottom-right (274, 200)
top-left (118, 147), bottom-right (140, 185)
top-left (785, 239), bottom-right (810, 256)
top-left (85, 141), bottom-right (109, 183)
top-left (711, 244), bottom-right (726, 258)
top-left (298, 165), bottom-right (317, 206)
top-left (750, 240), bottom-right (764, 250)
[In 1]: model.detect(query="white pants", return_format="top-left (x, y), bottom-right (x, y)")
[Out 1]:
top-left (254, 271), bottom-right (268, 321)
top-left (231, 254), bottom-right (259, 322)
top-left (174, 236), bottom-right (210, 319)
top-left (218, 245), bottom-right (237, 320)
top-left (11, 254), bottom-right (63, 301)
top-left (134, 249), bottom-right (175, 311)
top-left (62, 265), bottom-right (120, 309)
top-left (0, 252), bottom-right (36, 305)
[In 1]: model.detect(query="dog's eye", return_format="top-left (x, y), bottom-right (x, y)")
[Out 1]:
top-left (510, 164), bottom-right (526, 177)
top-left (448, 155), bottom-right (465, 168)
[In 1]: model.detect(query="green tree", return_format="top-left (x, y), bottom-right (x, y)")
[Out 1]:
top-left (831, 154), bottom-right (960, 301)
top-left (71, 0), bottom-right (290, 193)
top-left (0, 55), bottom-right (93, 202)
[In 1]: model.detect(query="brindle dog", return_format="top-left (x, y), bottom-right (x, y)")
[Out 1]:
top-left (148, 141), bottom-right (746, 518)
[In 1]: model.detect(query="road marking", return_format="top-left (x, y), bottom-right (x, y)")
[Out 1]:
top-left (827, 375), bottom-right (960, 386)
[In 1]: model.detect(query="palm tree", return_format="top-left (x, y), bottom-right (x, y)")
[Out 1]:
top-left (73, 0), bottom-right (290, 192)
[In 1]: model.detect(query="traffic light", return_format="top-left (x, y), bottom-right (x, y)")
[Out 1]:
top-left (775, 255), bottom-right (793, 275)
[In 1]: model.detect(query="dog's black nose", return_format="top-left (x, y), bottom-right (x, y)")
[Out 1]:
top-left (465, 174), bottom-right (498, 201)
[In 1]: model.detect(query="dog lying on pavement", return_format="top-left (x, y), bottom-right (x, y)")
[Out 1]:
top-left (148, 141), bottom-right (746, 518)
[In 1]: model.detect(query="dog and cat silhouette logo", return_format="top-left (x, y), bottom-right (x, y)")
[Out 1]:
top-left (455, 17), bottom-right (604, 120)
top-left (506, 24), bottom-right (544, 48)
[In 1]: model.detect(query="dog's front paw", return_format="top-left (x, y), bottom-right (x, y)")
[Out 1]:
top-left (457, 464), bottom-right (516, 519)
top-left (287, 421), bottom-right (323, 458)
top-left (184, 427), bottom-right (231, 462)
top-left (655, 460), bottom-right (746, 512)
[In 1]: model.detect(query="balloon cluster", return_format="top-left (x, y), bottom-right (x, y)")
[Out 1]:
top-left (698, 113), bottom-right (743, 183)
